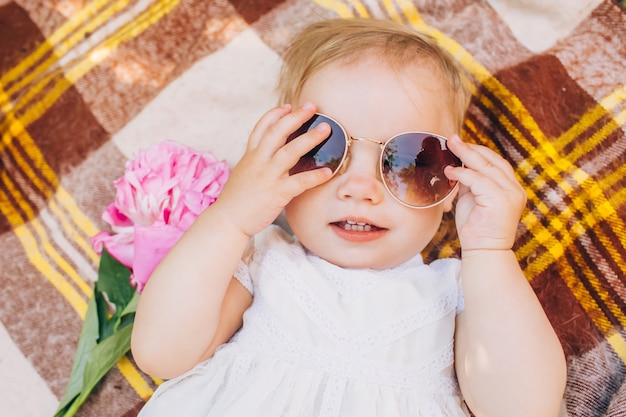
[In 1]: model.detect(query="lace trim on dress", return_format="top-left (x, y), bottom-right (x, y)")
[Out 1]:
top-left (320, 376), bottom-right (347, 416)
top-left (306, 251), bottom-right (425, 298)
top-left (230, 227), bottom-right (461, 394)
top-left (457, 283), bottom-right (464, 314)
top-left (353, 293), bottom-right (456, 356)
top-left (261, 248), bottom-right (457, 354)
top-left (234, 260), bottom-right (254, 295)
top-left (309, 244), bottom-right (465, 316)
top-left (234, 297), bottom-right (458, 394)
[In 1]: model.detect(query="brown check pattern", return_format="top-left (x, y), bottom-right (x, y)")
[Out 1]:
top-left (1, 0), bottom-right (625, 415)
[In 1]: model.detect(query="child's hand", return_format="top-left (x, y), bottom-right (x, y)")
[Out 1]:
top-left (213, 103), bottom-right (333, 237)
top-left (444, 135), bottom-right (527, 252)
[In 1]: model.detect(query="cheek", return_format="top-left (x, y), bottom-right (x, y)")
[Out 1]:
top-left (285, 191), bottom-right (320, 233)
top-left (284, 201), bottom-right (300, 228)
top-left (401, 208), bottom-right (446, 248)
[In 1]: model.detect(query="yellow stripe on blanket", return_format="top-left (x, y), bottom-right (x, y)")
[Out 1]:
top-left (313, 0), bottom-right (363, 18)
top-left (0, 0), bottom-right (182, 142)
top-left (0, 93), bottom-right (58, 194)
top-left (389, 0), bottom-right (421, 24)
top-left (0, 0), bottom-right (182, 274)
top-left (118, 356), bottom-right (155, 401)
top-left (0, 181), bottom-right (89, 317)
top-left (0, 90), bottom-right (91, 311)
top-left (466, 116), bottom-right (625, 330)
top-left (0, 0), bottom-right (124, 88)
top-left (0, 98), bottom-right (97, 290)
top-left (469, 91), bottom-right (626, 359)
top-left (0, 0), bottom-right (133, 109)
top-left (608, 332), bottom-right (626, 362)
top-left (48, 196), bottom-right (101, 266)
top-left (473, 90), bottom-right (625, 267)
top-left (0, 0), bottom-right (184, 401)
top-left (560, 87), bottom-right (626, 157)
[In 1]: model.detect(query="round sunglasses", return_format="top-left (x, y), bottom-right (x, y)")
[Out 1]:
top-left (287, 113), bottom-right (462, 208)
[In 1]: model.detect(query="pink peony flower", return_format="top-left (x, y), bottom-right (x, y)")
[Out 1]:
top-left (91, 140), bottom-right (229, 293)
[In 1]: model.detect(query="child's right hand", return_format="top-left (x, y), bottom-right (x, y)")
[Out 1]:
top-left (212, 102), bottom-right (333, 238)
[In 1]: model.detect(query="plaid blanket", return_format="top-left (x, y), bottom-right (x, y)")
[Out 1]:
top-left (1, 0), bottom-right (624, 416)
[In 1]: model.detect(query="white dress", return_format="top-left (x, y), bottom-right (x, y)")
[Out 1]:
top-left (139, 225), bottom-right (469, 417)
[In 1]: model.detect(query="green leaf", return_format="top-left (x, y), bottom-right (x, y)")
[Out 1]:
top-left (55, 248), bottom-right (137, 417)
top-left (95, 248), bottom-right (137, 341)
top-left (60, 325), bottom-right (133, 417)
top-left (84, 324), bottom-right (133, 387)
top-left (54, 295), bottom-right (100, 417)
top-left (115, 291), bottom-right (140, 332)
top-left (119, 291), bottom-right (140, 319)
top-left (95, 287), bottom-right (112, 341)
top-left (97, 248), bottom-right (134, 309)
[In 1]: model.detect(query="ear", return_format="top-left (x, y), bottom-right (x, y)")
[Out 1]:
top-left (442, 187), bottom-right (459, 213)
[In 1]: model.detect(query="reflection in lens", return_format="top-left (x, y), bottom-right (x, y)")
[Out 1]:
top-left (288, 115), bottom-right (347, 175)
top-left (382, 133), bottom-right (461, 207)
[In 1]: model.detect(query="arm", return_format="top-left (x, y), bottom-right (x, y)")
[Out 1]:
top-left (454, 251), bottom-right (566, 417)
top-left (199, 277), bottom-right (253, 362)
top-left (131, 102), bottom-right (332, 379)
top-left (445, 136), bottom-right (567, 417)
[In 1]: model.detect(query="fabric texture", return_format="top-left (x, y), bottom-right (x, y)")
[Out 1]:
top-left (139, 225), bottom-right (467, 417)
top-left (0, 1), bottom-right (625, 416)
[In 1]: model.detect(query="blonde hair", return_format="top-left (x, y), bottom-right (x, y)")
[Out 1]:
top-left (277, 18), bottom-right (472, 132)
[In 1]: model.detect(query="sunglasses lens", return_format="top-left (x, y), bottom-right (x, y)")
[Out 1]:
top-left (288, 114), bottom-right (347, 175)
top-left (382, 133), bottom-right (461, 207)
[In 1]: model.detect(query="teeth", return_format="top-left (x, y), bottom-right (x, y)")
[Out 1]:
top-left (344, 220), bottom-right (372, 231)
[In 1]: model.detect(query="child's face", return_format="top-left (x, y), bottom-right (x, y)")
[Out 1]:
top-left (285, 54), bottom-right (457, 269)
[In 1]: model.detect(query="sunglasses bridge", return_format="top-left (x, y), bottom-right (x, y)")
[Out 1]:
top-left (335, 136), bottom-right (386, 178)
top-left (348, 136), bottom-right (385, 148)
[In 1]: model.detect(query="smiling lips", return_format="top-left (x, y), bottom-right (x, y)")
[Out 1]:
top-left (337, 220), bottom-right (377, 231)
top-left (332, 219), bottom-right (385, 235)
top-left (331, 220), bottom-right (386, 242)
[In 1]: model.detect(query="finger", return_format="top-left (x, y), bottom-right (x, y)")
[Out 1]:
top-left (447, 135), bottom-right (519, 187)
top-left (273, 121), bottom-right (333, 172)
top-left (255, 102), bottom-right (319, 157)
top-left (445, 163), bottom-right (527, 207)
top-left (467, 143), bottom-right (517, 182)
top-left (446, 165), bottom-right (498, 196)
top-left (247, 104), bottom-right (292, 150)
top-left (446, 162), bottom-right (526, 197)
top-left (445, 136), bottom-right (526, 199)
top-left (282, 165), bottom-right (333, 199)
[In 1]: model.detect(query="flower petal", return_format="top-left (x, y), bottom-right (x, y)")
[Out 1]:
top-left (91, 232), bottom-right (135, 268)
top-left (131, 224), bottom-right (185, 293)
top-left (93, 140), bottom-right (230, 292)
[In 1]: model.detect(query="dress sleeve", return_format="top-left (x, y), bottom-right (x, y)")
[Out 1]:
top-left (232, 224), bottom-right (296, 296)
top-left (233, 236), bottom-right (255, 295)
top-left (429, 257), bottom-right (464, 315)
top-left (456, 276), bottom-right (465, 315)
top-left (234, 260), bottom-right (253, 295)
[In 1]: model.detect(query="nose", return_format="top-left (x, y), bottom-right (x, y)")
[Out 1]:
top-left (335, 143), bottom-right (385, 205)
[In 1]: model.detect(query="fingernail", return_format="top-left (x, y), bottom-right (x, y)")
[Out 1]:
top-left (302, 101), bottom-right (315, 111)
top-left (280, 103), bottom-right (292, 109)
top-left (316, 122), bottom-right (329, 131)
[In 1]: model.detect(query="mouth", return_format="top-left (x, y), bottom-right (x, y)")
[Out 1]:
top-left (330, 218), bottom-right (387, 243)
top-left (332, 219), bottom-right (385, 232)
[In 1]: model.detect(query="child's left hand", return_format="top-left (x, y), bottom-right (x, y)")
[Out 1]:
top-left (444, 135), bottom-right (527, 252)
